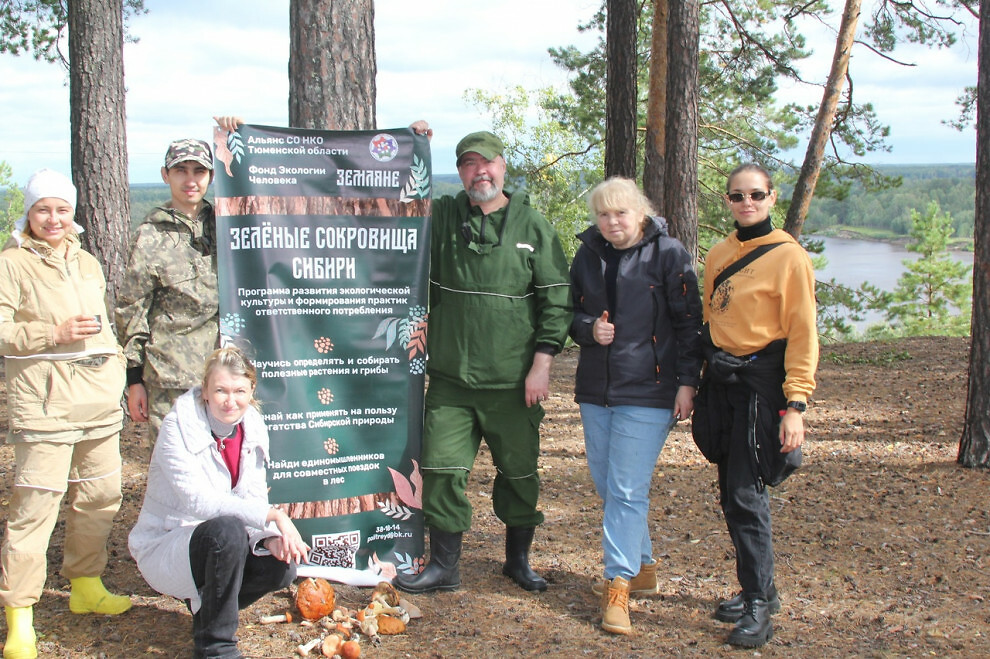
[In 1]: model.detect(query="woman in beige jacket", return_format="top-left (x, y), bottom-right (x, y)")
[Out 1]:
top-left (0, 170), bottom-right (130, 659)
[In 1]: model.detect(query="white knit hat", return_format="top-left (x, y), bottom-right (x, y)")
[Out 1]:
top-left (14, 168), bottom-right (85, 239)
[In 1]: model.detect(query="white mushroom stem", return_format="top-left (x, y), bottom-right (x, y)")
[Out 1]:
top-left (359, 616), bottom-right (379, 638)
top-left (260, 612), bottom-right (291, 624)
top-left (295, 637), bottom-right (322, 657)
top-left (370, 602), bottom-right (410, 623)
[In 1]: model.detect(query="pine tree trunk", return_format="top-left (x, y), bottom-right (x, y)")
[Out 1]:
top-left (783, 0), bottom-right (861, 240)
top-left (662, 0), bottom-right (699, 263)
top-left (605, 0), bottom-right (637, 179)
top-left (958, 0), bottom-right (990, 468)
top-left (68, 0), bottom-right (130, 311)
top-left (289, 0), bottom-right (377, 130)
top-left (643, 0), bottom-right (668, 218)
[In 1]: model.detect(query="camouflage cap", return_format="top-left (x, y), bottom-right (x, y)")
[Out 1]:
top-left (455, 131), bottom-right (504, 165)
top-left (164, 138), bottom-right (214, 170)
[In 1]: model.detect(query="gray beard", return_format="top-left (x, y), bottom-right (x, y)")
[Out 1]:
top-left (466, 181), bottom-right (500, 203)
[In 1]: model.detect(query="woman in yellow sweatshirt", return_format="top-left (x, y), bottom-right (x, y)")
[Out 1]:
top-left (700, 163), bottom-right (818, 648)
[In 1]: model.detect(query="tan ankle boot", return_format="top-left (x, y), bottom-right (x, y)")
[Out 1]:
top-left (600, 577), bottom-right (632, 635)
top-left (629, 561), bottom-right (659, 596)
top-left (592, 561), bottom-right (660, 597)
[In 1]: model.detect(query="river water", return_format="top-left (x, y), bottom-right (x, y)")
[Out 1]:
top-left (812, 236), bottom-right (974, 330)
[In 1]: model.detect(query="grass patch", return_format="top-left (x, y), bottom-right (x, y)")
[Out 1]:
top-left (822, 348), bottom-right (912, 366)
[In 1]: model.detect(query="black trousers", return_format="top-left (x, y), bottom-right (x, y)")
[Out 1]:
top-left (717, 383), bottom-right (775, 601)
top-left (189, 516), bottom-right (296, 659)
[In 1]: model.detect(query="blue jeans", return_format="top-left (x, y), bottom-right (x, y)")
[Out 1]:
top-left (580, 404), bottom-right (675, 580)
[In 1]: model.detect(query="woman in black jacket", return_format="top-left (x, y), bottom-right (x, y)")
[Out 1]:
top-left (570, 177), bottom-right (703, 635)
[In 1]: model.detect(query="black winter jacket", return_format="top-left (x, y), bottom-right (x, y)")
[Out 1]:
top-left (569, 217), bottom-right (703, 408)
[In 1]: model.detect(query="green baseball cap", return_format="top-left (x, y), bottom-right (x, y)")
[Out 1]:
top-left (455, 131), bottom-right (504, 165)
top-left (164, 138), bottom-right (214, 170)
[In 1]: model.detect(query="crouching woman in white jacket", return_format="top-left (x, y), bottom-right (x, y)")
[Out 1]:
top-left (129, 346), bottom-right (308, 659)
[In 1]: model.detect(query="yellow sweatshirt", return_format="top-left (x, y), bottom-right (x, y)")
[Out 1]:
top-left (703, 229), bottom-right (818, 403)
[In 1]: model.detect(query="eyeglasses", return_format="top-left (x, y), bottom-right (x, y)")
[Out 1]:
top-left (727, 191), bottom-right (771, 203)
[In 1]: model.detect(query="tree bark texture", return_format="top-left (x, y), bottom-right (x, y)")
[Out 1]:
top-left (289, 0), bottom-right (377, 130)
top-left (275, 491), bottom-right (398, 520)
top-left (661, 0), bottom-right (699, 263)
top-left (605, 0), bottom-right (637, 179)
top-left (215, 195), bottom-right (429, 219)
top-left (67, 0), bottom-right (130, 311)
top-left (958, 0), bottom-right (990, 468)
top-left (783, 0), bottom-right (861, 240)
top-left (643, 0), bottom-right (668, 219)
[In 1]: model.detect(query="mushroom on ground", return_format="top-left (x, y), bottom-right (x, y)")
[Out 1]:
top-left (321, 634), bottom-right (343, 657)
top-left (371, 581), bottom-right (401, 607)
top-left (375, 614), bottom-right (406, 635)
top-left (340, 639), bottom-right (361, 659)
top-left (296, 637), bottom-right (322, 657)
top-left (295, 578), bottom-right (336, 621)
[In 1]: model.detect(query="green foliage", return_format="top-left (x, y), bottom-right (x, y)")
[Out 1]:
top-left (470, 0), bottom-right (941, 260)
top-left (0, 0), bottom-right (67, 61)
top-left (464, 85), bottom-right (602, 259)
top-left (821, 347), bottom-right (912, 366)
top-left (128, 184), bottom-right (168, 229)
top-left (0, 0), bottom-right (146, 64)
top-left (808, 236), bottom-right (887, 343)
top-left (815, 199), bottom-right (973, 342)
top-left (878, 201), bottom-right (973, 336)
top-left (128, 183), bottom-right (216, 230)
top-left (801, 164), bottom-right (975, 240)
top-left (0, 161), bottom-right (25, 245)
top-left (947, 85), bottom-right (976, 131)
top-left (815, 278), bottom-right (878, 343)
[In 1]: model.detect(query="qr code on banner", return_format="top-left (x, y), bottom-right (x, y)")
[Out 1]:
top-left (308, 531), bottom-right (360, 568)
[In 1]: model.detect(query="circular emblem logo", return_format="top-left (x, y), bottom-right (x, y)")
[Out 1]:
top-left (369, 133), bottom-right (399, 162)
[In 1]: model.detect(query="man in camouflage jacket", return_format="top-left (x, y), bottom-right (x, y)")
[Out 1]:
top-left (114, 139), bottom-right (219, 443)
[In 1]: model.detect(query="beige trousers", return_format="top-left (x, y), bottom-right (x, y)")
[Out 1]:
top-left (0, 432), bottom-right (122, 607)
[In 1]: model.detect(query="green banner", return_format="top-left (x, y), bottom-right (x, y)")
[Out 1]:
top-left (212, 124), bottom-right (429, 584)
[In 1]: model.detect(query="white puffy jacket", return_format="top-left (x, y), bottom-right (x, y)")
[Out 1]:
top-left (128, 387), bottom-right (278, 611)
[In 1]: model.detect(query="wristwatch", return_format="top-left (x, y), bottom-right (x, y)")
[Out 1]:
top-left (786, 400), bottom-right (807, 413)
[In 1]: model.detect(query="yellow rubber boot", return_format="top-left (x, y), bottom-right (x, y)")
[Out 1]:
top-left (68, 577), bottom-right (131, 615)
top-left (3, 606), bottom-right (38, 659)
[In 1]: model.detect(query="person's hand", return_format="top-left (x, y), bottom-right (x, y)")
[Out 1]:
top-left (265, 508), bottom-right (310, 564)
top-left (214, 116), bottom-right (244, 132)
top-left (409, 120), bottom-right (433, 140)
top-left (53, 315), bottom-right (101, 345)
top-left (672, 384), bottom-right (696, 422)
top-left (127, 383), bottom-right (149, 422)
top-left (779, 408), bottom-right (805, 453)
top-left (592, 311), bottom-right (614, 346)
top-left (525, 352), bottom-right (553, 407)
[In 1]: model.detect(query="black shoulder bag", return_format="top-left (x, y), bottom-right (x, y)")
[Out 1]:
top-left (710, 242), bottom-right (785, 299)
top-left (692, 242), bottom-right (788, 466)
top-left (701, 242), bottom-right (786, 384)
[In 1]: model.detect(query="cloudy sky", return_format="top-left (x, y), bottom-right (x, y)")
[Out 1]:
top-left (0, 0), bottom-right (977, 185)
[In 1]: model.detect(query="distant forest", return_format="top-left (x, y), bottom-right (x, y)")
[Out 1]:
top-left (795, 163), bottom-right (975, 240)
top-left (127, 178), bottom-right (466, 228)
top-left (129, 164), bottom-right (975, 240)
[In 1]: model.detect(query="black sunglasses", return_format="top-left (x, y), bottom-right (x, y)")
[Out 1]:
top-left (727, 191), bottom-right (770, 203)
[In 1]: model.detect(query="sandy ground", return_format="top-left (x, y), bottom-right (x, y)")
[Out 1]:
top-left (1, 335), bottom-right (988, 658)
